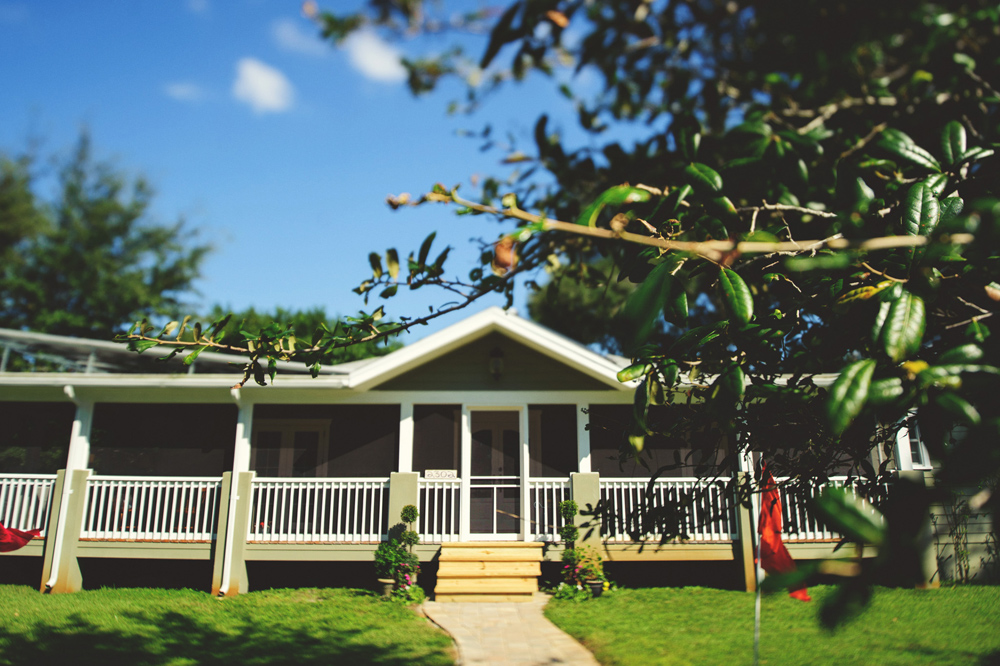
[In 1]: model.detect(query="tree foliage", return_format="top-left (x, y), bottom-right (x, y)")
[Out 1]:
top-left (124, 0), bottom-right (1000, 618)
top-left (0, 134), bottom-right (209, 339)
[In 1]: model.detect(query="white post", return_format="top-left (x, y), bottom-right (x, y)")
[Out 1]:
top-left (231, 389), bottom-right (254, 474)
top-left (576, 403), bottom-right (591, 473)
top-left (398, 403), bottom-right (414, 473)
top-left (894, 422), bottom-right (914, 471)
top-left (459, 406), bottom-right (471, 542)
top-left (63, 386), bottom-right (93, 471)
top-left (519, 405), bottom-right (530, 541)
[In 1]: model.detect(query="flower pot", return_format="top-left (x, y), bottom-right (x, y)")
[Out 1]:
top-left (586, 580), bottom-right (604, 598)
top-left (377, 578), bottom-right (396, 597)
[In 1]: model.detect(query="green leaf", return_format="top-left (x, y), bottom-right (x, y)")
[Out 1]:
top-left (684, 163), bottom-right (723, 195)
top-left (939, 197), bottom-right (965, 226)
top-left (934, 392), bottom-right (981, 426)
top-left (881, 292), bottom-right (926, 362)
top-left (661, 359), bottom-right (680, 387)
top-left (671, 322), bottom-right (725, 353)
top-left (714, 363), bottom-right (745, 402)
top-left (867, 377), bottom-right (905, 406)
top-left (718, 268), bottom-right (753, 328)
top-left (379, 285), bottom-right (398, 298)
top-left (901, 183), bottom-right (939, 270)
top-left (877, 128), bottom-right (940, 172)
top-left (368, 252), bottom-right (383, 279)
top-left (813, 486), bottom-right (885, 546)
top-left (621, 263), bottom-right (686, 346)
top-left (417, 232), bottom-right (436, 267)
top-left (128, 339), bottom-right (159, 354)
top-left (939, 344), bottom-right (983, 364)
top-left (826, 359), bottom-right (876, 435)
top-left (386, 249), bottom-right (400, 280)
top-left (183, 345), bottom-right (209, 366)
top-left (941, 121), bottom-right (966, 166)
top-left (575, 186), bottom-right (651, 227)
top-left (617, 362), bottom-right (651, 383)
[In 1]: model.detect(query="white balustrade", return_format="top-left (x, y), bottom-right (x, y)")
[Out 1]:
top-left (82, 476), bottom-right (221, 541)
top-left (528, 478), bottom-right (571, 542)
top-left (248, 478), bottom-right (389, 542)
top-left (777, 476), bottom-right (885, 542)
top-left (0, 474), bottom-right (56, 535)
top-left (600, 477), bottom-right (737, 543)
top-left (418, 478), bottom-right (460, 543)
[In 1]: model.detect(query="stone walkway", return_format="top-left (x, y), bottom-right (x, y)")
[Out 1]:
top-left (422, 595), bottom-right (601, 666)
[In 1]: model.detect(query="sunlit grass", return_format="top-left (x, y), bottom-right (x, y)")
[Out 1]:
top-left (545, 585), bottom-right (1000, 666)
top-left (0, 586), bottom-right (453, 666)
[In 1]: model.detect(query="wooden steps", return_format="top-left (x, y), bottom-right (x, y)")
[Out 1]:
top-left (434, 542), bottom-right (543, 602)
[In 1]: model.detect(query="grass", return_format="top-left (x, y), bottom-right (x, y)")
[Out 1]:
top-left (0, 586), bottom-right (453, 666)
top-left (545, 585), bottom-right (1000, 666)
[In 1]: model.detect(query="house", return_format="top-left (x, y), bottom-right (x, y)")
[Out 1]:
top-left (0, 307), bottom-right (943, 598)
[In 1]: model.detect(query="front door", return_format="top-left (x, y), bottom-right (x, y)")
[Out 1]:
top-left (469, 411), bottom-right (520, 538)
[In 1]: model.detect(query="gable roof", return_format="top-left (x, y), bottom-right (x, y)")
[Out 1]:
top-left (348, 306), bottom-right (632, 391)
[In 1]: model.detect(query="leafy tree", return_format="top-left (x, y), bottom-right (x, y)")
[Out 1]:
top-left (0, 133), bottom-right (209, 339)
top-left (125, 0), bottom-right (1000, 621)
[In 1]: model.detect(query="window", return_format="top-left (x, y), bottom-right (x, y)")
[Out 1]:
top-left (906, 418), bottom-right (931, 469)
top-left (251, 420), bottom-right (330, 478)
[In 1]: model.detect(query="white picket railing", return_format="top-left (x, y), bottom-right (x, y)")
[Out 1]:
top-left (600, 477), bottom-right (738, 543)
top-left (528, 478), bottom-right (571, 541)
top-left (418, 478), bottom-right (461, 543)
top-left (777, 476), bottom-right (883, 542)
top-left (248, 478), bottom-right (389, 542)
top-left (0, 474), bottom-right (56, 536)
top-left (82, 476), bottom-right (221, 541)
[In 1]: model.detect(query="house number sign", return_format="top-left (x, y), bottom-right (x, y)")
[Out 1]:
top-left (424, 469), bottom-right (458, 479)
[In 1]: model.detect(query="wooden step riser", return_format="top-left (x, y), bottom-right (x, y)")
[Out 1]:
top-left (435, 594), bottom-right (536, 603)
top-left (439, 550), bottom-right (543, 562)
top-left (438, 561), bottom-right (541, 578)
top-left (436, 577), bottom-right (538, 594)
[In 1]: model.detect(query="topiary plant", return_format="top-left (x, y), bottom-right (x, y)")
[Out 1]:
top-left (400, 504), bottom-right (419, 525)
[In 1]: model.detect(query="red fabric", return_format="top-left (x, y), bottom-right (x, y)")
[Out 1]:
top-left (758, 464), bottom-right (811, 602)
top-left (0, 523), bottom-right (40, 553)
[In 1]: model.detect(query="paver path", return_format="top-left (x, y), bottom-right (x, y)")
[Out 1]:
top-left (422, 595), bottom-right (601, 666)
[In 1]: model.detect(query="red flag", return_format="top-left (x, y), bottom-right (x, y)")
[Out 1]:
top-left (0, 522), bottom-right (40, 553)
top-left (758, 464), bottom-right (811, 602)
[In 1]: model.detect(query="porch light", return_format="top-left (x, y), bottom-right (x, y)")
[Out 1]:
top-left (489, 347), bottom-right (504, 380)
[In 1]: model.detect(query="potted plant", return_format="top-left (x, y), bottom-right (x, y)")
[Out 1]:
top-left (576, 546), bottom-right (606, 598)
top-left (399, 504), bottom-right (420, 584)
top-left (374, 540), bottom-right (402, 597)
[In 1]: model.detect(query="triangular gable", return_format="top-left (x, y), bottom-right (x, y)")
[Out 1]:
top-left (348, 306), bottom-right (632, 391)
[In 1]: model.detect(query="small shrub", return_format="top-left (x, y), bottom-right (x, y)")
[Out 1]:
top-left (400, 530), bottom-right (420, 548)
top-left (374, 540), bottom-right (404, 579)
top-left (562, 545), bottom-right (604, 586)
top-left (559, 500), bottom-right (579, 522)
top-left (400, 504), bottom-right (419, 524)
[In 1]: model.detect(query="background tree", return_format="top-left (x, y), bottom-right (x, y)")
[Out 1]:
top-left (125, 0), bottom-right (1000, 620)
top-left (0, 133), bottom-right (209, 339)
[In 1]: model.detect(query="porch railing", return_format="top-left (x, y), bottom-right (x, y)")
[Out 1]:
top-left (528, 478), bottom-right (571, 541)
top-left (778, 476), bottom-right (884, 542)
top-left (0, 473), bottom-right (56, 536)
top-left (418, 478), bottom-right (460, 543)
top-left (600, 477), bottom-right (738, 543)
top-left (248, 478), bottom-right (389, 543)
top-left (82, 476), bottom-right (221, 541)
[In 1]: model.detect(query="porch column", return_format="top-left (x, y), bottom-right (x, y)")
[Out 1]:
top-left (519, 406), bottom-right (530, 540)
top-left (63, 386), bottom-right (93, 471)
top-left (40, 468), bottom-right (90, 594)
top-left (231, 389), bottom-right (253, 474)
top-left (388, 472), bottom-right (419, 537)
top-left (570, 472), bottom-right (601, 550)
top-left (213, 470), bottom-right (254, 596)
top-left (576, 404), bottom-right (591, 473)
top-left (398, 403), bottom-right (414, 473)
top-left (459, 407), bottom-right (471, 542)
top-left (734, 471), bottom-right (757, 593)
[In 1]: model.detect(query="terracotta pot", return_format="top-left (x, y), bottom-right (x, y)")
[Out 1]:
top-left (377, 578), bottom-right (395, 597)
top-left (586, 580), bottom-right (604, 598)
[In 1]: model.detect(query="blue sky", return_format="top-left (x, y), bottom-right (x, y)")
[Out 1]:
top-left (0, 0), bottom-right (598, 341)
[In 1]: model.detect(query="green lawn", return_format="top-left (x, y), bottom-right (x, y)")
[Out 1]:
top-left (545, 585), bottom-right (1000, 666)
top-left (0, 586), bottom-right (453, 666)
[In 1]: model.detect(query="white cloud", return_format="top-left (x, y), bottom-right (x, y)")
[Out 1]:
top-left (164, 82), bottom-right (206, 103)
top-left (273, 17), bottom-right (327, 57)
top-left (232, 58), bottom-right (294, 114)
top-left (343, 30), bottom-right (407, 84)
